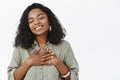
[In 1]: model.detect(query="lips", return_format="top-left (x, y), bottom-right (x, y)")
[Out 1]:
top-left (34, 26), bottom-right (43, 30)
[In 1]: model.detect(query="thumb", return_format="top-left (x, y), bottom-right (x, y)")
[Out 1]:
top-left (33, 50), bottom-right (39, 54)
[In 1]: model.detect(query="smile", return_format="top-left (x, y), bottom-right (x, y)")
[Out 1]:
top-left (34, 26), bottom-right (43, 30)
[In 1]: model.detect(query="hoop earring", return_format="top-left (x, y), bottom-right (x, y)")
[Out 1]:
top-left (49, 25), bottom-right (52, 31)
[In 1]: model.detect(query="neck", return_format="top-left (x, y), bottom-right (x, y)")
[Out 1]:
top-left (36, 35), bottom-right (47, 46)
top-left (36, 35), bottom-right (48, 52)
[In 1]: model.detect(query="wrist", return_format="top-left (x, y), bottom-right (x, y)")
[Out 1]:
top-left (53, 58), bottom-right (70, 76)
top-left (61, 70), bottom-right (70, 78)
top-left (53, 58), bottom-right (60, 66)
top-left (25, 58), bottom-right (33, 67)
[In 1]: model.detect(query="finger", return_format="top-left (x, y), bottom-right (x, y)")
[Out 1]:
top-left (38, 51), bottom-right (46, 56)
top-left (44, 50), bottom-right (50, 54)
top-left (38, 50), bottom-right (42, 54)
top-left (46, 50), bottom-right (55, 56)
top-left (51, 56), bottom-right (54, 59)
top-left (42, 53), bottom-right (52, 58)
top-left (42, 56), bottom-right (54, 62)
top-left (45, 47), bottom-right (49, 52)
top-left (40, 53), bottom-right (54, 62)
top-left (49, 52), bottom-right (56, 58)
top-left (48, 49), bottom-right (52, 53)
top-left (33, 50), bottom-right (39, 54)
top-left (51, 52), bottom-right (54, 55)
top-left (47, 50), bottom-right (54, 55)
top-left (46, 52), bottom-right (56, 58)
top-left (41, 61), bottom-right (52, 65)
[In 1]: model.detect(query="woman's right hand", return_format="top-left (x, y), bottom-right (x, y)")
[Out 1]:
top-left (26, 50), bottom-right (54, 66)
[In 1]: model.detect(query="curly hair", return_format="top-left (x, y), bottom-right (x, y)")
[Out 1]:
top-left (14, 3), bottom-right (66, 49)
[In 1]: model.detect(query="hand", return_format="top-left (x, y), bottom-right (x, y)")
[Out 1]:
top-left (48, 51), bottom-right (60, 66)
top-left (48, 51), bottom-right (70, 78)
top-left (26, 50), bottom-right (54, 66)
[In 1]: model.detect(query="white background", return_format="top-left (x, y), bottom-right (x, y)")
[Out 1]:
top-left (0, 0), bottom-right (120, 80)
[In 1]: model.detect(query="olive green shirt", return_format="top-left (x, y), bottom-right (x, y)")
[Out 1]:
top-left (8, 40), bottom-right (79, 80)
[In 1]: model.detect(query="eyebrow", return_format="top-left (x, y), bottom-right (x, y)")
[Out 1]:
top-left (37, 13), bottom-right (45, 16)
top-left (28, 13), bottom-right (45, 19)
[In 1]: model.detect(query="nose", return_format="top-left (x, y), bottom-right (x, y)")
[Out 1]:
top-left (34, 18), bottom-right (40, 25)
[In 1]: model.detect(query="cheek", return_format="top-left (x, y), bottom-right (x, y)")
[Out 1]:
top-left (42, 18), bottom-right (49, 24)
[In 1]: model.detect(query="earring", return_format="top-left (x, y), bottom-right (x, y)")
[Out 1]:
top-left (49, 25), bottom-right (52, 31)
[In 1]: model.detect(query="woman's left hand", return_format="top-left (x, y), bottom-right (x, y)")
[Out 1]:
top-left (47, 51), bottom-right (60, 65)
top-left (48, 51), bottom-right (70, 80)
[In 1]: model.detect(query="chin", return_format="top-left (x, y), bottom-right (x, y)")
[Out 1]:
top-left (34, 31), bottom-right (48, 36)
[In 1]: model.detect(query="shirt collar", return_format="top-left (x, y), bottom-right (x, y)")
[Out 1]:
top-left (33, 40), bottom-right (50, 46)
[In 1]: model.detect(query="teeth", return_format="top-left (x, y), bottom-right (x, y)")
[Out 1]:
top-left (35, 26), bottom-right (42, 30)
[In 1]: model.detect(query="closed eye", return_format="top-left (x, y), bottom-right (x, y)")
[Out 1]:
top-left (28, 20), bottom-right (34, 23)
top-left (38, 17), bottom-right (45, 19)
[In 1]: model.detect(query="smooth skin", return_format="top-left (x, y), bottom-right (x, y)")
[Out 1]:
top-left (14, 8), bottom-right (70, 80)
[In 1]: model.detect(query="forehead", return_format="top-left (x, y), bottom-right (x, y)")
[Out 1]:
top-left (28, 8), bottom-right (46, 17)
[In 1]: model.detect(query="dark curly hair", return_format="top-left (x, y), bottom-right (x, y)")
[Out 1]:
top-left (14, 3), bottom-right (66, 49)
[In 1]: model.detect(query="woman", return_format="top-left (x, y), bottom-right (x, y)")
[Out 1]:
top-left (8, 3), bottom-right (79, 80)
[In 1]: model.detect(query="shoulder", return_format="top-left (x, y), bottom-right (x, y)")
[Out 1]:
top-left (54, 40), bottom-right (71, 48)
top-left (60, 40), bottom-right (71, 46)
top-left (14, 46), bottom-right (25, 50)
top-left (13, 46), bottom-right (28, 54)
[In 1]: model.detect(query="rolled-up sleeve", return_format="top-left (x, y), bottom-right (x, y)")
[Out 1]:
top-left (64, 42), bottom-right (79, 80)
top-left (7, 47), bottom-right (21, 80)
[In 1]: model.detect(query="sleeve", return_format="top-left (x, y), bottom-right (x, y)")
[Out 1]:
top-left (7, 47), bottom-right (22, 80)
top-left (64, 41), bottom-right (79, 80)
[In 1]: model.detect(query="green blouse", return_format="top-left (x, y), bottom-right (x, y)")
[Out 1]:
top-left (8, 40), bottom-right (79, 80)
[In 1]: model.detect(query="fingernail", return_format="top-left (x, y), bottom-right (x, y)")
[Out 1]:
top-left (51, 56), bottom-right (53, 59)
top-left (51, 53), bottom-right (54, 54)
